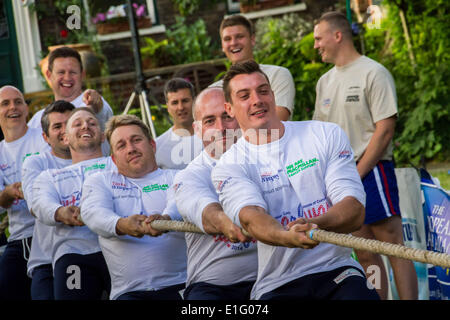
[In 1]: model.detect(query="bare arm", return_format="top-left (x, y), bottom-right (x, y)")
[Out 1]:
top-left (202, 202), bottom-right (251, 243)
top-left (275, 106), bottom-right (291, 121)
top-left (239, 205), bottom-right (318, 249)
top-left (0, 182), bottom-right (23, 208)
top-left (289, 196), bottom-right (364, 234)
top-left (357, 116), bottom-right (396, 179)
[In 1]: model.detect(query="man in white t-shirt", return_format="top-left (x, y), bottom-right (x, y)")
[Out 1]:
top-left (211, 60), bottom-right (379, 300)
top-left (155, 78), bottom-right (202, 169)
top-left (0, 85), bottom-right (50, 300)
top-left (21, 100), bottom-right (74, 300)
top-left (32, 107), bottom-right (113, 300)
top-left (312, 11), bottom-right (417, 300)
top-left (80, 114), bottom-right (187, 300)
top-left (27, 46), bottom-right (113, 156)
top-left (210, 14), bottom-right (295, 121)
top-left (170, 87), bottom-right (257, 300)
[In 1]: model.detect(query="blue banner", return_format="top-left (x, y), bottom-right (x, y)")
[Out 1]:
top-left (421, 169), bottom-right (450, 300)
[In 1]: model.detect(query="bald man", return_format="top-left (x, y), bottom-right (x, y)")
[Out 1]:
top-left (0, 85), bottom-right (50, 300)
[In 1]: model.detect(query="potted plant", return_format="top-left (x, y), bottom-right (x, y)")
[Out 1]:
top-left (92, 3), bottom-right (151, 35)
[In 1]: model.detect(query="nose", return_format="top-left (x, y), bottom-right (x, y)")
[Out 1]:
top-left (313, 40), bottom-right (319, 49)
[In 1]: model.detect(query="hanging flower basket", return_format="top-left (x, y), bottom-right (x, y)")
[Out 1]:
top-left (96, 17), bottom-right (152, 35)
top-left (240, 0), bottom-right (294, 13)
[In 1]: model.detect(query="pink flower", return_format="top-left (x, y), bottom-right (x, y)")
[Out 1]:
top-left (60, 29), bottom-right (68, 38)
top-left (135, 4), bottom-right (146, 17)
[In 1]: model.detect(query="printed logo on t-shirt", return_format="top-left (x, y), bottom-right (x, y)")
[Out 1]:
top-left (60, 190), bottom-right (82, 207)
top-left (285, 157), bottom-right (319, 177)
top-left (84, 163), bottom-right (106, 173)
top-left (22, 152), bottom-right (40, 162)
top-left (142, 184), bottom-right (169, 193)
top-left (322, 98), bottom-right (331, 108)
top-left (0, 163), bottom-right (11, 171)
top-left (338, 150), bottom-right (352, 159)
top-left (216, 177), bottom-right (232, 192)
top-left (345, 95), bottom-right (360, 102)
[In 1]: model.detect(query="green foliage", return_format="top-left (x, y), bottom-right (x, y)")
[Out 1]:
top-left (165, 16), bottom-right (218, 65)
top-left (172, 0), bottom-right (222, 17)
top-left (127, 105), bottom-right (172, 136)
top-left (140, 16), bottom-right (220, 67)
top-left (254, 5), bottom-right (449, 165)
top-left (253, 14), bottom-right (330, 121)
top-left (363, 1), bottom-right (450, 165)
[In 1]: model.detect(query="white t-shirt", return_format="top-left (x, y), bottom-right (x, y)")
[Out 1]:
top-left (313, 55), bottom-right (398, 161)
top-left (155, 127), bottom-right (203, 169)
top-left (32, 156), bottom-right (115, 266)
top-left (0, 127), bottom-right (49, 241)
top-left (80, 168), bottom-right (187, 300)
top-left (210, 64), bottom-right (296, 118)
top-left (27, 92), bottom-right (113, 156)
top-left (170, 150), bottom-right (257, 287)
top-left (211, 121), bottom-right (365, 299)
top-left (21, 150), bottom-right (72, 277)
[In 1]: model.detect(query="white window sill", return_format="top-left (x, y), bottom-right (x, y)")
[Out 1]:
top-left (95, 24), bottom-right (167, 42)
top-left (239, 3), bottom-right (307, 19)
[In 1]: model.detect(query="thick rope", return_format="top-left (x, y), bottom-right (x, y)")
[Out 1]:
top-left (309, 229), bottom-right (450, 268)
top-left (150, 220), bottom-right (450, 269)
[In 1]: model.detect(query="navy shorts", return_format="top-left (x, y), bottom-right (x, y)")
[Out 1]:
top-left (53, 252), bottom-right (110, 300)
top-left (184, 280), bottom-right (255, 300)
top-left (31, 263), bottom-right (54, 300)
top-left (0, 237), bottom-right (32, 300)
top-left (259, 266), bottom-right (379, 300)
top-left (116, 283), bottom-right (185, 300)
top-left (362, 160), bottom-right (401, 224)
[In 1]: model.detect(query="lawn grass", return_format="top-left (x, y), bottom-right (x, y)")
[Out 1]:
top-left (430, 170), bottom-right (450, 191)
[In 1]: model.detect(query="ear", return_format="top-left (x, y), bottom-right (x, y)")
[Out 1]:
top-left (193, 120), bottom-right (202, 140)
top-left (150, 138), bottom-right (156, 154)
top-left (42, 131), bottom-right (50, 145)
top-left (335, 30), bottom-right (343, 43)
top-left (224, 102), bottom-right (234, 118)
top-left (251, 33), bottom-right (256, 48)
top-left (111, 153), bottom-right (116, 166)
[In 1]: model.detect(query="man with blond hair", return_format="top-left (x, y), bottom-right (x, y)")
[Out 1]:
top-left (80, 114), bottom-right (187, 300)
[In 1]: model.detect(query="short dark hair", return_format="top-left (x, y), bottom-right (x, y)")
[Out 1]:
top-left (220, 14), bottom-right (254, 36)
top-left (316, 11), bottom-right (352, 39)
top-left (48, 46), bottom-right (83, 73)
top-left (41, 100), bottom-right (76, 136)
top-left (163, 77), bottom-right (195, 102)
top-left (222, 60), bottom-right (269, 103)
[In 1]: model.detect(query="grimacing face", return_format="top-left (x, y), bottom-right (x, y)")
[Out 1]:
top-left (193, 90), bottom-right (240, 158)
top-left (110, 124), bottom-right (157, 178)
top-left (43, 111), bottom-right (72, 156)
top-left (64, 110), bottom-right (103, 152)
top-left (224, 72), bottom-right (276, 133)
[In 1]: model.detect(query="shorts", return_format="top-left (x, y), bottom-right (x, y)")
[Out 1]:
top-left (116, 283), bottom-right (185, 300)
top-left (362, 160), bottom-right (401, 224)
top-left (184, 280), bottom-right (254, 300)
top-left (259, 266), bottom-right (379, 300)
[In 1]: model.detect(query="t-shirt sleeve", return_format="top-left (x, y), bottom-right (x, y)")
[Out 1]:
top-left (173, 168), bottom-right (219, 232)
top-left (271, 67), bottom-right (296, 116)
top-left (211, 163), bottom-right (268, 228)
top-left (80, 173), bottom-right (121, 238)
top-left (367, 66), bottom-right (398, 123)
top-left (324, 124), bottom-right (366, 206)
top-left (21, 156), bottom-right (43, 212)
top-left (32, 170), bottom-right (63, 226)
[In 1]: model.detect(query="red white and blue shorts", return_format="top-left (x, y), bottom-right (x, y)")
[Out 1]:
top-left (361, 160), bottom-right (401, 224)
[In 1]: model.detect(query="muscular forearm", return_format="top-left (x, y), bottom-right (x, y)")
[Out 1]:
top-left (239, 206), bottom-right (291, 246)
top-left (202, 202), bottom-right (228, 235)
top-left (306, 196), bottom-right (365, 234)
